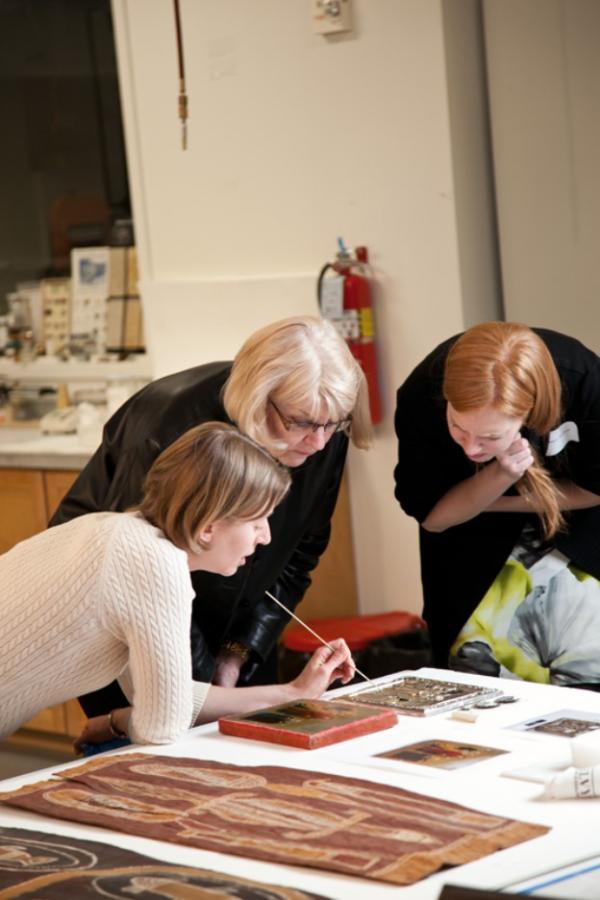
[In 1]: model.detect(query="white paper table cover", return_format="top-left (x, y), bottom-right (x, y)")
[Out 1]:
top-left (1, 667), bottom-right (599, 899)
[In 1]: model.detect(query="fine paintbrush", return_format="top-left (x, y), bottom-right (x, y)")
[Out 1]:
top-left (265, 589), bottom-right (372, 683)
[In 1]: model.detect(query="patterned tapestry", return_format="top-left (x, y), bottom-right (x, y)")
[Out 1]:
top-left (0, 826), bottom-right (329, 898)
top-left (0, 753), bottom-right (549, 886)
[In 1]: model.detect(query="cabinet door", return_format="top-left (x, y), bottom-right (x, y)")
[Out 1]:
top-left (21, 699), bottom-right (87, 741)
top-left (0, 469), bottom-right (47, 554)
top-left (3, 468), bottom-right (82, 749)
top-left (1, 468), bottom-right (59, 742)
top-left (64, 699), bottom-right (88, 737)
top-left (21, 704), bottom-right (68, 735)
top-left (44, 470), bottom-right (79, 520)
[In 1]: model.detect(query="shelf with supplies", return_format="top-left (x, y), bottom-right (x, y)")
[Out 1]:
top-left (3, 235), bottom-right (146, 368)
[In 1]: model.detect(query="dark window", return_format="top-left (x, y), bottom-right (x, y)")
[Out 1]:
top-left (0, 0), bottom-right (131, 310)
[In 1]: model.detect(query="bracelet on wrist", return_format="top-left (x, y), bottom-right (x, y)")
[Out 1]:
top-left (220, 640), bottom-right (251, 663)
top-left (108, 709), bottom-right (128, 739)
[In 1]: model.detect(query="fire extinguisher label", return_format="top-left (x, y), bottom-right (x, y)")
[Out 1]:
top-left (359, 307), bottom-right (374, 338)
top-left (339, 310), bottom-right (360, 340)
top-left (326, 311), bottom-right (360, 342)
top-left (320, 275), bottom-right (344, 318)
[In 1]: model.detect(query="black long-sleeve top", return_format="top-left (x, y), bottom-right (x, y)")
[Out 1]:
top-left (394, 329), bottom-right (600, 666)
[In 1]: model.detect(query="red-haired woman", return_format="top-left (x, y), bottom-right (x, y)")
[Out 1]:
top-left (395, 322), bottom-right (600, 687)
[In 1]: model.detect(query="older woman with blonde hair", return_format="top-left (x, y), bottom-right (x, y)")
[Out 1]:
top-left (51, 316), bottom-right (371, 719)
top-left (395, 322), bottom-right (600, 686)
top-left (223, 316), bottom-right (371, 462)
top-left (0, 423), bottom-right (354, 748)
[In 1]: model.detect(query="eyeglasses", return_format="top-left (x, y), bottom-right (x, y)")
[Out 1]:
top-left (270, 400), bottom-right (352, 436)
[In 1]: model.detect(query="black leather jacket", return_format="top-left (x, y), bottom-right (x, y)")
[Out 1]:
top-left (51, 362), bottom-right (348, 688)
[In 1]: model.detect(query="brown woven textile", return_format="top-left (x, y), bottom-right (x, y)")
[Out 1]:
top-left (0, 754), bottom-right (549, 886)
top-left (0, 825), bottom-right (329, 898)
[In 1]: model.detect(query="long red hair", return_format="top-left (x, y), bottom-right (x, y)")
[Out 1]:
top-left (444, 322), bottom-right (563, 537)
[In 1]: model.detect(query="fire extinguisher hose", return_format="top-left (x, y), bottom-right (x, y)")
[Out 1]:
top-left (316, 263), bottom-right (335, 312)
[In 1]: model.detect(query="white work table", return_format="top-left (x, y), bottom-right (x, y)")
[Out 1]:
top-left (1, 668), bottom-right (600, 899)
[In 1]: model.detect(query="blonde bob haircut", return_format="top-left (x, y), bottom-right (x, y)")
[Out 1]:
top-left (443, 321), bottom-right (564, 538)
top-left (222, 316), bottom-right (372, 453)
top-left (139, 422), bottom-right (291, 554)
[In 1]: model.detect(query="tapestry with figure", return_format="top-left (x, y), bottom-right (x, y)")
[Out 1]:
top-left (0, 754), bottom-right (549, 886)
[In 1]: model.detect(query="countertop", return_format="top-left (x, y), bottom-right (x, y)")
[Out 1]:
top-left (0, 424), bottom-right (96, 470)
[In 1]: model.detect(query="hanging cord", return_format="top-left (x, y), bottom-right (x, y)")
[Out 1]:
top-left (173, 0), bottom-right (188, 149)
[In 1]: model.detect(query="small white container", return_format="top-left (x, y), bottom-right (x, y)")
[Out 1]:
top-left (76, 402), bottom-right (104, 449)
top-left (571, 730), bottom-right (600, 767)
top-left (106, 382), bottom-right (133, 418)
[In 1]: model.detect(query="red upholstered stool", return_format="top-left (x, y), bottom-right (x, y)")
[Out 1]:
top-left (279, 611), bottom-right (430, 683)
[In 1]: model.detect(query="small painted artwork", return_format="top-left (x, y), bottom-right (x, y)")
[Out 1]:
top-left (0, 753), bottom-right (550, 886)
top-left (0, 825), bottom-right (330, 898)
top-left (377, 739), bottom-right (508, 770)
top-left (346, 676), bottom-right (502, 716)
top-left (509, 708), bottom-right (600, 738)
top-left (219, 698), bottom-right (397, 748)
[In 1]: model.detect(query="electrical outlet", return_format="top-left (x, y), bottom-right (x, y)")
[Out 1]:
top-left (311, 0), bottom-right (353, 35)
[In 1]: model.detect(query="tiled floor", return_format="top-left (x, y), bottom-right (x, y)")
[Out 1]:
top-left (0, 742), bottom-right (73, 780)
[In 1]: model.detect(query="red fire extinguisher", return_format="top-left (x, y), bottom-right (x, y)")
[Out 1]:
top-left (317, 239), bottom-right (382, 423)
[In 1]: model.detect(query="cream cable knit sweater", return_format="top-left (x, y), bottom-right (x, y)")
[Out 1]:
top-left (0, 512), bottom-right (208, 744)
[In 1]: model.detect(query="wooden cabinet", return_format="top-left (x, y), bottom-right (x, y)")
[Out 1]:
top-left (1, 468), bottom-right (87, 746)
top-left (44, 469), bottom-right (81, 521)
top-left (0, 470), bottom-right (47, 555)
top-left (23, 698), bottom-right (87, 742)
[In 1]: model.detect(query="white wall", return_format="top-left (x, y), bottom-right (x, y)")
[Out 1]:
top-left (112, 0), bottom-right (500, 616)
top-left (484, 0), bottom-right (600, 350)
top-left (442, 0), bottom-right (502, 327)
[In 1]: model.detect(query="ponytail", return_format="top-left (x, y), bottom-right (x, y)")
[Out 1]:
top-left (518, 453), bottom-right (564, 539)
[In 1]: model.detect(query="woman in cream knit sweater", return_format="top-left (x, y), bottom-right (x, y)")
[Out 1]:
top-left (0, 422), bottom-right (353, 748)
